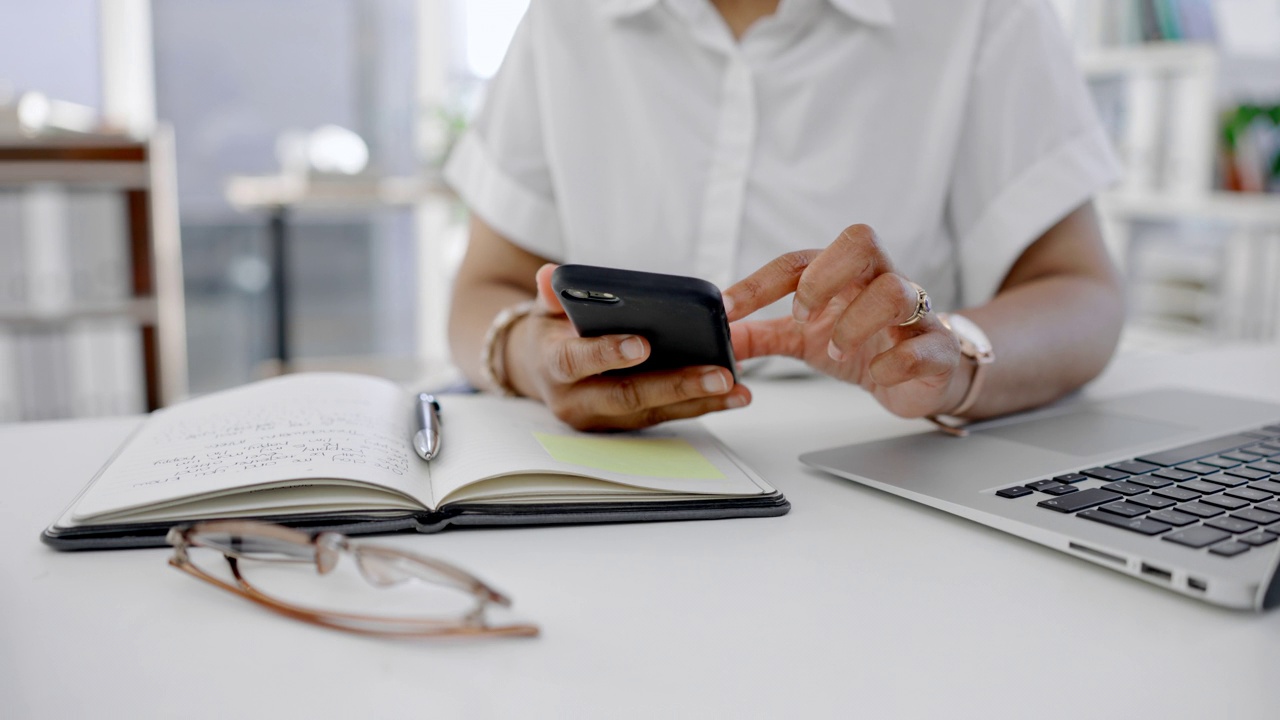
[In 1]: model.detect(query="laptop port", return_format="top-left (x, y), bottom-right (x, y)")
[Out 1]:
top-left (1069, 542), bottom-right (1125, 565)
top-left (1187, 577), bottom-right (1208, 592)
top-left (1140, 563), bottom-right (1173, 582)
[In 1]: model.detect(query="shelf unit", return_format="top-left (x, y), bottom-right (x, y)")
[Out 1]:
top-left (1099, 191), bottom-right (1280, 341)
top-left (1078, 40), bottom-right (1280, 343)
top-left (0, 129), bottom-right (188, 416)
top-left (1100, 190), bottom-right (1280, 224)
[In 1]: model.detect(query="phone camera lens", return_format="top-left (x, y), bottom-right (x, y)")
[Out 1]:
top-left (564, 289), bottom-right (590, 300)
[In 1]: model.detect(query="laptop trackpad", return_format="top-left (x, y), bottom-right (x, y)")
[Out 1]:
top-left (978, 409), bottom-right (1188, 458)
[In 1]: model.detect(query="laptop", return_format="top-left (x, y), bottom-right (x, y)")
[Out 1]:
top-left (799, 387), bottom-right (1280, 611)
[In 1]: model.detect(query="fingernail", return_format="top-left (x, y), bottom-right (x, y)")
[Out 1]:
top-left (721, 294), bottom-right (735, 316)
top-left (792, 299), bottom-right (809, 323)
top-left (701, 369), bottom-right (729, 394)
top-left (827, 340), bottom-right (845, 362)
top-left (725, 394), bottom-right (747, 409)
top-left (620, 336), bottom-right (645, 360)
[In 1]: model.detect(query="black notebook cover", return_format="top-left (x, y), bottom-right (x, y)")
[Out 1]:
top-left (41, 494), bottom-right (791, 550)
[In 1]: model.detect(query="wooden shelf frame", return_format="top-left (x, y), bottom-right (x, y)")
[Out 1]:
top-left (0, 129), bottom-right (189, 410)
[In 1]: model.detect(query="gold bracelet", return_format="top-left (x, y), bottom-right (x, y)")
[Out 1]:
top-left (926, 361), bottom-right (987, 437)
top-left (927, 364), bottom-right (987, 438)
top-left (479, 300), bottom-right (537, 397)
top-left (926, 312), bottom-right (995, 437)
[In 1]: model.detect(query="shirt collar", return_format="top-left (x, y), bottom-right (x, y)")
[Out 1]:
top-left (598, 0), bottom-right (895, 27)
top-left (827, 0), bottom-right (894, 26)
top-left (598, 0), bottom-right (660, 19)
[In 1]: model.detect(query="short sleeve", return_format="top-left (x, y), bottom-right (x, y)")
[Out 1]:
top-left (947, 0), bottom-right (1121, 306)
top-left (443, 9), bottom-right (565, 260)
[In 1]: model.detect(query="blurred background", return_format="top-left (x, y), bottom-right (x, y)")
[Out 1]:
top-left (0, 0), bottom-right (1278, 422)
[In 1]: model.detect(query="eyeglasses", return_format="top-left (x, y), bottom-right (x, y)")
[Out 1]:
top-left (167, 520), bottom-right (538, 639)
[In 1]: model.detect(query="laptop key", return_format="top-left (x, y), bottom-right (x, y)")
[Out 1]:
top-left (1224, 487), bottom-right (1272, 503)
top-left (1202, 473), bottom-right (1248, 488)
top-left (1231, 508), bottom-right (1280, 525)
top-left (1163, 526), bottom-right (1232, 548)
top-left (1178, 502), bottom-right (1225, 519)
top-left (1053, 473), bottom-right (1088, 484)
top-left (1180, 480), bottom-right (1223, 495)
top-left (1108, 460), bottom-right (1161, 475)
top-left (1128, 475), bottom-right (1173, 489)
top-left (1257, 500), bottom-right (1280, 514)
top-left (1128, 494), bottom-right (1176, 510)
top-left (1209, 541), bottom-right (1251, 557)
top-left (996, 486), bottom-right (1034, 499)
top-left (1249, 481), bottom-right (1280, 495)
top-left (1224, 467), bottom-right (1270, 481)
top-left (1153, 486), bottom-right (1200, 502)
top-left (1038, 488), bottom-right (1123, 513)
top-left (1137, 434), bottom-right (1257, 467)
top-left (1200, 495), bottom-right (1250, 511)
top-left (1099, 502), bottom-right (1149, 518)
top-left (1177, 462), bottom-right (1219, 475)
top-left (1082, 467), bottom-right (1129, 482)
top-left (1147, 509), bottom-right (1198, 526)
top-left (1206, 517), bottom-right (1258, 534)
top-left (1153, 468), bottom-right (1198, 482)
top-left (1200, 456), bottom-right (1241, 469)
top-left (1241, 444), bottom-right (1280, 457)
top-left (1250, 461), bottom-right (1280, 474)
top-left (1042, 484), bottom-right (1079, 496)
top-left (1239, 531), bottom-right (1278, 546)
top-left (1220, 452), bottom-right (1259, 464)
top-left (1103, 482), bottom-right (1148, 496)
top-left (1025, 479), bottom-right (1062, 492)
top-left (1078, 510), bottom-right (1171, 535)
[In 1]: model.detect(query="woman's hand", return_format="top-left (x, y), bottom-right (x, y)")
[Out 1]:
top-left (723, 225), bottom-right (971, 419)
top-left (503, 264), bottom-right (752, 431)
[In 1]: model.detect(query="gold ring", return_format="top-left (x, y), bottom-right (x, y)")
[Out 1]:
top-left (899, 281), bottom-right (931, 326)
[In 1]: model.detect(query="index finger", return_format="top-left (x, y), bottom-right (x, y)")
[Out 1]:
top-left (789, 224), bottom-right (894, 324)
top-left (721, 249), bottom-right (820, 322)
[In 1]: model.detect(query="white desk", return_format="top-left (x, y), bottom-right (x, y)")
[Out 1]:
top-left (5, 344), bottom-right (1280, 719)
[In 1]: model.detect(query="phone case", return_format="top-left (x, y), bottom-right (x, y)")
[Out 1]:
top-left (551, 264), bottom-right (737, 380)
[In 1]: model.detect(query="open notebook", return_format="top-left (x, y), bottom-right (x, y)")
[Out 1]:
top-left (43, 372), bottom-right (788, 550)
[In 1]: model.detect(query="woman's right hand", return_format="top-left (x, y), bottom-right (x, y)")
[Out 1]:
top-left (502, 264), bottom-right (751, 431)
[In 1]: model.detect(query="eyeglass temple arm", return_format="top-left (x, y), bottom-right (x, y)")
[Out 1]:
top-left (166, 555), bottom-right (538, 638)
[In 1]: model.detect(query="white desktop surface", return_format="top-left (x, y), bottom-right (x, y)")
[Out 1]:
top-left (4, 344), bottom-right (1280, 719)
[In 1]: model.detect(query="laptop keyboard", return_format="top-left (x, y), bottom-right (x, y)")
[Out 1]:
top-left (997, 424), bottom-right (1280, 558)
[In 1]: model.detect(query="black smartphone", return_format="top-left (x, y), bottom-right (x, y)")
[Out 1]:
top-left (551, 264), bottom-right (738, 381)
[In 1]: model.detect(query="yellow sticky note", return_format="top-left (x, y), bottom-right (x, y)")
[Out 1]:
top-left (533, 433), bottom-right (725, 479)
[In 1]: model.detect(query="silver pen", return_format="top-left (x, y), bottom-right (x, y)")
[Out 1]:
top-left (413, 393), bottom-right (442, 461)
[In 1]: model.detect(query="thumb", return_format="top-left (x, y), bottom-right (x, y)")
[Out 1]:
top-left (534, 263), bottom-right (567, 316)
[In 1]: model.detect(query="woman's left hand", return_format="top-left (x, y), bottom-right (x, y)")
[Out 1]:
top-left (723, 224), bottom-right (971, 419)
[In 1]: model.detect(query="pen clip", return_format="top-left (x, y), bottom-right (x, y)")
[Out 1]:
top-left (414, 393), bottom-right (442, 461)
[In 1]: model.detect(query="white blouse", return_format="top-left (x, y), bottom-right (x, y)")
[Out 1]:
top-left (444, 0), bottom-right (1120, 313)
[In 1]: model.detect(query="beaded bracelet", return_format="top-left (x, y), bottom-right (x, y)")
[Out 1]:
top-left (478, 300), bottom-right (537, 397)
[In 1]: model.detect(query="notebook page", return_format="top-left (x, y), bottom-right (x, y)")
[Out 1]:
top-left (429, 395), bottom-right (771, 505)
top-left (71, 373), bottom-right (432, 521)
